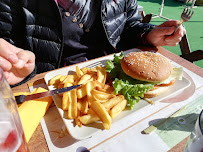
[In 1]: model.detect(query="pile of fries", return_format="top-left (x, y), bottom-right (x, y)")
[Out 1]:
top-left (48, 66), bottom-right (127, 130)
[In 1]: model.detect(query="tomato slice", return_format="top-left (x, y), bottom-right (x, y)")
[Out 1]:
top-left (150, 80), bottom-right (176, 91)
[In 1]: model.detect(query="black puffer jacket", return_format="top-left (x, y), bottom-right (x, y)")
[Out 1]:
top-left (0, 0), bottom-right (154, 85)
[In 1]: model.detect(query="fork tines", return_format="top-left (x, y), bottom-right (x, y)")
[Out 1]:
top-left (182, 7), bottom-right (194, 19)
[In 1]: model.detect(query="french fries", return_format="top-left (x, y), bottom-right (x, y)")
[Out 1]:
top-left (78, 73), bottom-right (94, 85)
top-left (103, 95), bottom-right (124, 111)
top-left (62, 82), bottom-right (72, 110)
top-left (92, 89), bottom-right (115, 100)
top-left (90, 100), bottom-right (111, 130)
top-left (48, 65), bottom-right (128, 130)
top-left (110, 99), bottom-right (127, 118)
top-left (67, 89), bottom-right (77, 119)
top-left (61, 75), bottom-right (77, 84)
top-left (77, 85), bottom-right (87, 99)
top-left (78, 110), bottom-right (99, 125)
top-left (96, 66), bottom-right (106, 84)
top-left (77, 96), bottom-right (88, 114)
top-left (86, 81), bottom-right (96, 103)
top-left (48, 74), bottom-right (62, 85)
top-left (76, 66), bottom-right (83, 77)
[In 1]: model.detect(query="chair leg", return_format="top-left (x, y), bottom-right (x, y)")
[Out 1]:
top-left (142, 14), bottom-right (152, 23)
top-left (179, 33), bottom-right (191, 55)
top-left (179, 33), bottom-right (203, 62)
top-left (180, 50), bottom-right (203, 62)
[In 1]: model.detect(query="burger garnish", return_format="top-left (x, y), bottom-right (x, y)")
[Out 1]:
top-left (106, 51), bottom-right (182, 109)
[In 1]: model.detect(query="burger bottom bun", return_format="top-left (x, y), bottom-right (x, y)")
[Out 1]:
top-left (144, 87), bottom-right (169, 98)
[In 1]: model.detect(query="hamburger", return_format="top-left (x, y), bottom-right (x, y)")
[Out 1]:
top-left (106, 51), bottom-right (182, 109)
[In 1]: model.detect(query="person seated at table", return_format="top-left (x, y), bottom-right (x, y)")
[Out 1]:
top-left (0, 0), bottom-right (185, 86)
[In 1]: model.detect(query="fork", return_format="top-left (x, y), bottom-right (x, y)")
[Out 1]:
top-left (173, 7), bottom-right (194, 34)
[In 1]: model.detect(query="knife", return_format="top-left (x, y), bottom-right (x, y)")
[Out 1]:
top-left (15, 84), bottom-right (81, 104)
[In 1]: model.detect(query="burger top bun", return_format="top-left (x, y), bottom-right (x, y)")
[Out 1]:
top-left (121, 51), bottom-right (173, 82)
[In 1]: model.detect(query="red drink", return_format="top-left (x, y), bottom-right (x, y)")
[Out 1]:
top-left (0, 121), bottom-right (29, 152)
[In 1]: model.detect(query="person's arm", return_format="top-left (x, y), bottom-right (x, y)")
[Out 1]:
top-left (117, 0), bottom-right (185, 50)
top-left (145, 20), bottom-right (186, 47)
top-left (0, 39), bottom-right (36, 86)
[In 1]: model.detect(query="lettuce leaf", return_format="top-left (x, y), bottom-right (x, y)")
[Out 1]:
top-left (106, 52), bottom-right (154, 109)
top-left (113, 78), bottom-right (153, 109)
top-left (106, 52), bottom-right (124, 79)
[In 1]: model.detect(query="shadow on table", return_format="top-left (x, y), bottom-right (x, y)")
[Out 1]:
top-left (148, 113), bottom-right (199, 133)
top-left (43, 104), bottom-right (79, 148)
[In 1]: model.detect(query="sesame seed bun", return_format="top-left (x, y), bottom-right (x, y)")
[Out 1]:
top-left (121, 51), bottom-right (173, 82)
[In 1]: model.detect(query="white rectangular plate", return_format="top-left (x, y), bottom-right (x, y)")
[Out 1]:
top-left (44, 49), bottom-right (191, 140)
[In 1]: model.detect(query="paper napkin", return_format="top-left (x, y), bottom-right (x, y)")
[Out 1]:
top-left (15, 87), bottom-right (53, 142)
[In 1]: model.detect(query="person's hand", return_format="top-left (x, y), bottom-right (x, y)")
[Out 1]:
top-left (145, 20), bottom-right (186, 46)
top-left (0, 39), bottom-right (35, 85)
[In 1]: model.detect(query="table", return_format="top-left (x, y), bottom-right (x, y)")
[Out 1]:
top-left (12, 46), bottom-right (203, 152)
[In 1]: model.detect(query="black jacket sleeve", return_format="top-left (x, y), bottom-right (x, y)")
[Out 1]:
top-left (116, 0), bottom-right (156, 50)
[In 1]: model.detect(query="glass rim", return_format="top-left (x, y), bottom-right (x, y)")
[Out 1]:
top-left (199, 109), bottom-right (203, 135)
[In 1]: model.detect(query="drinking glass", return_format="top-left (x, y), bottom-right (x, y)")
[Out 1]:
top-left (184, 109), bottom-right (203, 152)
top-left (0, 68), bottom-right (29, 152)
